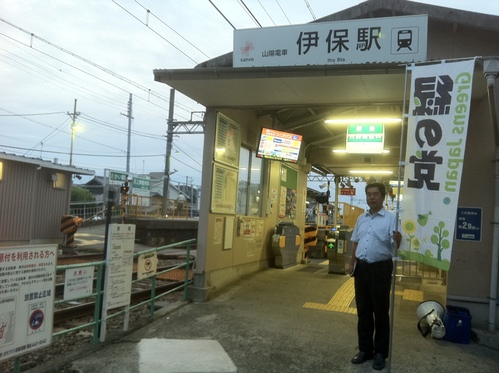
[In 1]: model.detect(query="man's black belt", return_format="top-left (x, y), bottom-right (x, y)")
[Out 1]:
top-left (356, 258), bottom-right (391, 266)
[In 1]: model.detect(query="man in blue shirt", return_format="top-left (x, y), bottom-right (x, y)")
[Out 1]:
top-left (348, 182), bottom-right (402, 371)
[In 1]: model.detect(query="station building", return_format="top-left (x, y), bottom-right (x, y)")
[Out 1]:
top-left (0, 153), bottom-right (94, 246)
top-left (153, 0), bottom-right (499, 330)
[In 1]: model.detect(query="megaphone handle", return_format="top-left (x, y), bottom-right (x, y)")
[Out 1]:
top-left (417, 309), bottom-right (435, 338)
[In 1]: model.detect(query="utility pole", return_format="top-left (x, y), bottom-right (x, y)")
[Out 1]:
top-left (68, 99), bottom-right (80, 167)
top-left (121, 93), bottom-right (133, 173)
top-left (161, 89), bottom-right (204, 215)
top-left (163, 89), bottom-right (175, 213)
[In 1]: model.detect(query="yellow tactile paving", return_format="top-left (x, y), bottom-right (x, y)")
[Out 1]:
top-left (303, 278), bottom-right (424, 314)
top-left (402, 289), bottom-right (424, 302)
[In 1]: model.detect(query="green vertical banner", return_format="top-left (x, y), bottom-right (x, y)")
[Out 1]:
top-left (399, 59), bottom-right (475, 270)
top-left (279, 164), bottom-right (298, 219)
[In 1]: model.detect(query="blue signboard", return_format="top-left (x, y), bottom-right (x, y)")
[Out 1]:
top-left (455, 207), bottom-right (482, 242)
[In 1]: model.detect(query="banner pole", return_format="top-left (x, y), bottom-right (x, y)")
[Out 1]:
top-left (387, 63), bottom-right (412, 372)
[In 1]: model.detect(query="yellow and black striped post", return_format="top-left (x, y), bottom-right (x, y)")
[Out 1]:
top-left (60, 215), bottom-right (84, 248)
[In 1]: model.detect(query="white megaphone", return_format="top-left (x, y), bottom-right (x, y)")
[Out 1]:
top-left (416, 300), bottom-right (446, 339)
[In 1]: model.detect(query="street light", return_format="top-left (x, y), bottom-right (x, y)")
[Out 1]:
top-left (69, 121), bottom-right (82, 166)
top-left (68, 99), bottom-right (81, 166)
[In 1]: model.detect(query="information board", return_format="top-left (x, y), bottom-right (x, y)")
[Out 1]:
top-left (0, 245), bottom-right (57, 362)
top-left (103, 224), bottom-right (135, 309)
top-left (456, 207), bottom-right (482, 242)
top-left (64, 266), bottom-right (94, 301)
top-left (211, 163), bottom-right (238, 214)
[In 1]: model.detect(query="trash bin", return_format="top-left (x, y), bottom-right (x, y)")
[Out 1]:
top-left (443, 305), bottom-right (472, 344)
top-left (272, 222), bottom-right (301, 268)
top-left (328, 226), bottom-right (353, 274)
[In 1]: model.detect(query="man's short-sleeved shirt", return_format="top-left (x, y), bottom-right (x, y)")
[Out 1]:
top-left (351, 207), bottom-right (397, 263)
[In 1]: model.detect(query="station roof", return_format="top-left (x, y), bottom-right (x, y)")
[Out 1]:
top-left (0, 152), bottom-right (95, 176)
top-left (154, 0), bottom-right (498, 180)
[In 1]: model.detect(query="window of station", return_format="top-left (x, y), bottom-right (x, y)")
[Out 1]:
top-left (53, 172), bottom-right (66, 189)
top-left (237, 147), bottom-right (263, 216)
top-left (0, 161), bottom-right (3, 180)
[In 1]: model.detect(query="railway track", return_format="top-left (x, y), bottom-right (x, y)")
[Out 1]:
top-left (54, 280), bottom-right (186, 324)
top-left (54, 252), bottom-right (193, 326)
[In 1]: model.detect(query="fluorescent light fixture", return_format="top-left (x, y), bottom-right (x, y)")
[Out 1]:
top-left (325, 117), bottom-right (402, 125)
top-left (334, 148), bottom-right (391, 153)
top-left (349, 170), bottom-right (394, 175)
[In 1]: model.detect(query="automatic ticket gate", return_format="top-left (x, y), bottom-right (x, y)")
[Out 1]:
top-left (272, 222), bottom-right (301, 268)
top-left (327, 226), bottom-right (353, 274)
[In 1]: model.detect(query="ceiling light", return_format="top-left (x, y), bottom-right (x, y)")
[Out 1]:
top-left (325, 117), bottom-right (402, 125)
top-left (349, 170), bottom-right (394, 175)
top-left (334, 148), bottom-right (390, 154)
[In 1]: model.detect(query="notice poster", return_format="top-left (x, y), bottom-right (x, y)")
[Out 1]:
top-left (211, 164), bottom-right (238, 214)
top-left (0, 245), bottom-right (57, 362)
top-left (64, 266), bottom-right (94, 300)
top-left (103, 224), bottom-right (136, 310)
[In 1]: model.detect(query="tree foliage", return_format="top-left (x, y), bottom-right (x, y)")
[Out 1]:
top-left (71, 186), bottom-right (96, 202)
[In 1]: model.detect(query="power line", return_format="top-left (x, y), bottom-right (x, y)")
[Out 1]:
top-left (258, 0), bottom-right (276, 26)
top-left (0, 19), bottom-right (173, 104)
top-left (208, 0), bottom-right (236, 29)
top-left (0, 144), bottom-right (160, 158)
top-left (303, 0), bottom-right (317, 20)
top-left (275, 0), bottom-right (292, 24)
top-left (133, 0), bottom-right (212, 60)
top-left (23, 117), bottom-right (69, 156)
top-left (112, 1), bottom-right (199, 65)
top-left (0, 31), bottom-right (171, 114)
top-left (80, 114), bottom-right (164, 141)
top-left (0, 111), bottom-right (65, 116)
top-left (0, 42), bottom-right (140, 115)
top-left (239, 0), bottom-right (262, 27)
top-left (0, 36), bottom-right (195, 121)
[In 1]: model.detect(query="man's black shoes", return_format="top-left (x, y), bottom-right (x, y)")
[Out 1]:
top-left (350, 351), bottom-right (374, 364)
top-left (372, 353), bottom-right (386, 370)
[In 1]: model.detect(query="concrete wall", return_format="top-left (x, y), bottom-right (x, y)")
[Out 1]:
top-left (191, 108), bottom-right (309, 299)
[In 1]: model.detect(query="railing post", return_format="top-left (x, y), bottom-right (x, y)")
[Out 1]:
top-left (150, 276), bottom-right (156, 319)
top-left (184, 242), bottom-right (191, 300)
top-left (93, 262), bottom-right (104, 345)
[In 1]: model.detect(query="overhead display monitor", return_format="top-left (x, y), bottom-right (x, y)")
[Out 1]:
top-left (257, 128), bottom-right (302, 163)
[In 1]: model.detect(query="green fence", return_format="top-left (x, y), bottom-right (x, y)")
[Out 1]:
top-left (11, 239), bottom-right (195, 373)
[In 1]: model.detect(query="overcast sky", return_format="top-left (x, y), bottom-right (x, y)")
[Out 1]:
top-left (2, 0), bottom-right (499, 189)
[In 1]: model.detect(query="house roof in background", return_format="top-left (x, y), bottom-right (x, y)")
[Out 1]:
top-left (0, 152), bottom-right (95, 176)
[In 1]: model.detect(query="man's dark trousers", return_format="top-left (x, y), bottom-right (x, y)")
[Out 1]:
top-left (354, 259), bottom-right (393, 357)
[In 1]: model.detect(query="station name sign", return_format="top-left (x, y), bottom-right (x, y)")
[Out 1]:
top-left (234, 15), bottom-right (427, 67)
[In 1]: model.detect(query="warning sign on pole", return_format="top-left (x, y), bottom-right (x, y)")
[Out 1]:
top-left (137, 251), bottom-right (158, 280)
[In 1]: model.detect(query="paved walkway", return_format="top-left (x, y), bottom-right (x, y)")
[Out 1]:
top-left (25, 223), bottom-right (498, 372)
